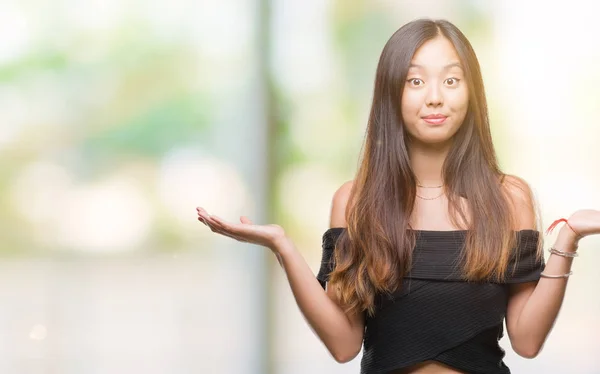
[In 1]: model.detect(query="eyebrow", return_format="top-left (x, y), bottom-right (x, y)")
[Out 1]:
top-left (408, 62), bottom-right (463, 71)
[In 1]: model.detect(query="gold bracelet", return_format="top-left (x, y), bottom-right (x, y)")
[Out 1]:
top-left (548, 247), bottom-right (579, 258)
top-left (540, 271), bottom-right (573, 278)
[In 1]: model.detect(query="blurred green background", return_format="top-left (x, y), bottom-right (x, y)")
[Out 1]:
top-left (1, 0), bottom-right (599, 373)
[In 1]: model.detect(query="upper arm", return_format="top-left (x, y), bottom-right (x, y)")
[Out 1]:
top-left (329, 180), bottom-right (354, 228)
top-left (326, 180), bottom-right (365, 341)
top-left (502, 175), bottom-right (538, 344)
top-left (501, 174), bottom-right (537, 230)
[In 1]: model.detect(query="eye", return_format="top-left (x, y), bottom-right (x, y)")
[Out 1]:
top-left (444, 78), bottom-right (460, 86)
top-left (407, 78), bottom-right (424, 87)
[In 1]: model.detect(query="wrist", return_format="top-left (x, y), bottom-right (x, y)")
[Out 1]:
top-left (555, 225), bottom-right (580, 252)
top-left (271, 235), bottom-right (294, 256)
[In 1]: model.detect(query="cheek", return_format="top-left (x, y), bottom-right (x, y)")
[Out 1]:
top-left (401, 92), bottom-right (422, 119)
top-left (451, 89), bottom-right (469, 113)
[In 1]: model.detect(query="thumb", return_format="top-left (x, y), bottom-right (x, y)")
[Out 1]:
top-left (240, 216), bottom-right (253, 224)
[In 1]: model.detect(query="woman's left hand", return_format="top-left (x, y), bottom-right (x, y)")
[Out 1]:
top-left (565, 209), bottom-right (600, 239)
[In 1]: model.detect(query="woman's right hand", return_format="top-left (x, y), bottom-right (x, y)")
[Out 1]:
top-left (196, 207), bottom-right (288, 252)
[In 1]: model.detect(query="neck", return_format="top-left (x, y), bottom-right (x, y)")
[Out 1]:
top-left (409, 140), bottom-right (452, 186)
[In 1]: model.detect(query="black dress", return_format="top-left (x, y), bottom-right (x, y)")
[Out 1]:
top-left (317, 228), bottom-right (544, 374)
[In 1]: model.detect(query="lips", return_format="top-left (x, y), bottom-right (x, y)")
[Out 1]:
top-left (422, 114), bottom-right (447, 125)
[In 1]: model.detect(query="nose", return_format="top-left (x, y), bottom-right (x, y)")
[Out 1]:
top-left (425, 83), bottom-right (443, 107)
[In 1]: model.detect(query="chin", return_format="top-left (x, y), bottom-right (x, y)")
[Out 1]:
top-left (414, 136), bottom-right (454, 147)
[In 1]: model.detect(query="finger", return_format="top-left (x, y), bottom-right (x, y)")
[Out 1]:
top-left (197, 210), bottom-right (213, 223)
top-left (210, 215), bottom-right (246, 234)
top-left (197, 211), bottom-right (212, 225)
top-left (208, 215), bottom-right (232, 232)
top-left (240, 216), bottom-right (253, 224)
top-left (204, 217), bottom-right (248, 242)
top-left (196, 207), bottom-right (209, 217)
top-left (208, 216), bottom-right (251, 242)
top-left (205, 219), bottom-right (220, 233)
top-left (197, 217), bottom-right (210, 226)
top-left (208, 216), bottom-right (271, 246)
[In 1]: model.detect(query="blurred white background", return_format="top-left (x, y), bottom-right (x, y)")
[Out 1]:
top-left (0, 0), bottom-right (599, 373)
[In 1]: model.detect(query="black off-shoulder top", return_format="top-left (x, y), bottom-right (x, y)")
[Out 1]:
top-left (317, 228), bottom-right (545, 374)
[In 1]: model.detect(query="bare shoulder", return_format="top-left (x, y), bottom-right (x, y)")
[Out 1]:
top-left (330, 180), bottom-right (354, 228)
top-left (501, 174), bottom-right (534, 203)
top-left (501, 174), bottom-right (536, 229)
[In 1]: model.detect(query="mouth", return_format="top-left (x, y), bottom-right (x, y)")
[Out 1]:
top-left (422, 115), bottom-right (448, 125)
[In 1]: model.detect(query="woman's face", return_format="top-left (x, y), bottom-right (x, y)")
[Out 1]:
top-left (401, 36), bottom-right (469, 147)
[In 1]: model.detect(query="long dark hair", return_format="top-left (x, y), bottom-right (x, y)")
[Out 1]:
top-left (329, 19), bottom-right (540, 316)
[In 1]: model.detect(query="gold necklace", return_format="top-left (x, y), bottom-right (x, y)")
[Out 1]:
top-left (417, 183), bottom-right (444, 188)
top-left (416, 191), bottom-right (445, 200)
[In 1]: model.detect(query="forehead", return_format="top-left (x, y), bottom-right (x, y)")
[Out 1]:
top-left (409, 36), bottom-right (462, 70)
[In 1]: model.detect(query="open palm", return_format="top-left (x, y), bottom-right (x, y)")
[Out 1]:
top-left (566, 209), bottom-right (600, 239)
top-left (197, 207), bottom-right (286, 250)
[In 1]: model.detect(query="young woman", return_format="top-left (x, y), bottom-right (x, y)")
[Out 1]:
top-left (196, 19), bottom-right (600, 374)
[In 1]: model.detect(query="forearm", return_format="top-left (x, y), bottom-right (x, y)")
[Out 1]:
top-left (512, 226), bottom-right (579, 353)
top-left (275, 237), bottom-right (363, 358)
